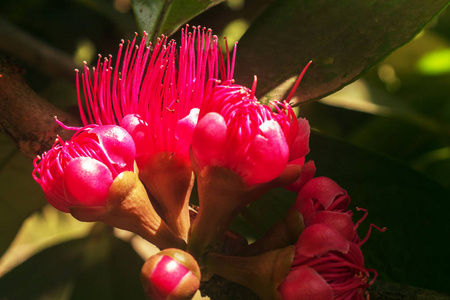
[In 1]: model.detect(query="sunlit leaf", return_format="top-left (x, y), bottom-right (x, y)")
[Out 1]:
top-left (0, 227), bottom-right (145, 300)
top-left (131, 0), bottom-right (225, 42)
top-left (234, 0), bottom-right (450, 102)
top-left (0, 205), bottom-right (92, 277)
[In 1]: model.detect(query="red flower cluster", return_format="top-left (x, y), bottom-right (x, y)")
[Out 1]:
top-left (279, 177), bottom-right (385, 300)
top-left (31, 26), bottom-right (383, 300)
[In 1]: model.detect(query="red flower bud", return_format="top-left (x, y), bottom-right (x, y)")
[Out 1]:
top-left (141, 249), bottom-right (201, 300)
top-left (188, 65), bottom-right (312, 258)
top-left (33, 124), bottom-right (135, 212)
top-left (191, 83), bottom-right (308, 187)
top-left (294, 177), bottom-right (351, 220)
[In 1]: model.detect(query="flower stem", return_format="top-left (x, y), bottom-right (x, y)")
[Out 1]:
top-left (70, 171), bottom-right (186, 250)
top-left (188, 167), bottom-right (249, 260)
top-left (140, 152), bottom-right (194, 241)
top-left (204, 246), bottom-right (296, 300)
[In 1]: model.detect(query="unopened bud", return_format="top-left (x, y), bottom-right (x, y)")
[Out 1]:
top-left (141, 249), bottom-right (201, 300)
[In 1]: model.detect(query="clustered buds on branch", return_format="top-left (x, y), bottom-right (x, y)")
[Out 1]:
top-left (32, 26), bottom-right (384, 300)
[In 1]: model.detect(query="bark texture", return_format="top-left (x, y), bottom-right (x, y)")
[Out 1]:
top-left (0, 55), bottom-right (79, 159)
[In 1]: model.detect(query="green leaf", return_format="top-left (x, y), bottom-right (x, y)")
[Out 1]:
top-left (0, 227), bottom-right (145, 300)
top-left (233, 0), bottom-right (450, 102)
top-left (130, 0), bottom-right (225, 42)
top-left (307, 130), bottom-right (450, 293)
top-left (0, 134), bottom-right (45, 257)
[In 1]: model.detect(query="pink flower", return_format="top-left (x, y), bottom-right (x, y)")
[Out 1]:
top-left (190, 82), bottom-right (310, 186)
top-left (279, 186), bottom-right (386, 300)
top-left (306, 211), bottom-right (356, 242)
top-left (190, 61), bottom-right (311, 187)
top-left (32, 124), bottom-right (135, 212)
top-left (293, 177), bottom-right (351, 220)
top-left (187, 63), bottom-right (312, 257)
top-left (278, 223), bottom-right (376, 300)
top-left (77, 26), bottom-right (226, 166)
top-left (76, 26), bottom-right (233, 240)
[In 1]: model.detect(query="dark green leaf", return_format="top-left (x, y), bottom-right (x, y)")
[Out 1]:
top-left (239, 188), bottom-right (296, 239)
top-left (234, 0), bottom-right (450, 102)
top-left (0, 227), bottom-right (145, 300)
top-left (308, 130), bottom-right (450, 293)
top-left (131, 0), bottom-right (225, 42)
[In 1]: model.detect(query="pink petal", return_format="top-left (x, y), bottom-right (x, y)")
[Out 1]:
top-left (120, 114), bottom-right (152, 167)
top-left (278, 267), bottom-right (333, 300)
top-left (63, 157), bottom-right (113, 207)
top-left (176, 108), bottom-right (200, 157)
top-left (306, 211), bottom-right (356, 241)
top-left (191, 112), bottom-right (227, 169)
top-left (242, 120), bottom-right (289, 185)
top-left (90, 125), bottom-right (136, 171)
top-left (295, 223), bottom-right (350, 257)
top-left (288, 118), bottom-right (310, 161)
top-left (294, 177), bottom-right (349, 218)
top-left (285, 160), bottom-right (316, 192)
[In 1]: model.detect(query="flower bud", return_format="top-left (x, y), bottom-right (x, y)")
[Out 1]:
top-left (141, 249), bottom-right (201, 300)
top-left (293, 177), bottom-right (351, 221)
top-left (191, 84), bottom-right (292, 186)
top-left (188, 81), bottom-right (310, 259)
top-left (33, 124), bottom-right (135, 212)
top-left (34, 123), bottom-right (185, 250)
top-left (69, 170), bottom-right (186, 250)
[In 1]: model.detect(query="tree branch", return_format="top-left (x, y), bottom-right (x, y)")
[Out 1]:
top-left (0, 55), bottom-right (80, 159)
top-left (370, 280), bottom-right (450, 300)
top-left (0, 17), bottom-right (76, 80)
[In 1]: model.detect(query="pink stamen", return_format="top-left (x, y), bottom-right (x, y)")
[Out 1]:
top-left (354, 207), bottom-right (368, 229)
top-left (285, 60), bottom-right (313, 103)
top-left (54, 116), bottom-right (83, 131)
top-left (250, 75), bottom-right (257, 99)
top-left (76, 28), bottom-right (238, 160)
top-left (358, 223), bottom-right (387, 246)
top-left (230, 42), bottom-right (238, 80)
